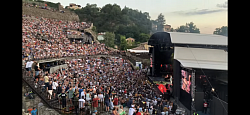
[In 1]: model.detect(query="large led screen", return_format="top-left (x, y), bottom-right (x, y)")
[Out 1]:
top-left (181, 70), bottom-right (191, 93)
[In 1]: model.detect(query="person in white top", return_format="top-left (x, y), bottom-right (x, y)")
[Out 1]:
top-left (153, 99), bottom-right (158, 106)
top-left (79, 96), bottom-right (85, 111)
top-left (80, 89), bottom-right (85, 99)
top-left (128, 105), bottom-right (136, 115)
top-left (25, 60), bottom-right (33, 76)
top-left (52, 79), bottom-right (58, 98)
top-left (146, 101), bottom-right (150, 108)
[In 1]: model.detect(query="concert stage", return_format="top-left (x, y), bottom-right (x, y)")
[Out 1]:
top-left (148, 76), bottom-right (171, 85)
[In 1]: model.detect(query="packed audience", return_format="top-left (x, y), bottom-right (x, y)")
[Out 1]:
top-left (26, 56), bottom-right (178, 115)
top-left (22, 15), bottom-right (106, 61)
top-left (23, 14), bottom-right (180, 114)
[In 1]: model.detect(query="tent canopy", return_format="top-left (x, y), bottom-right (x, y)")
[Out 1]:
top-left (174, 47), bottom-right (227, 70)
top-left (169, 32), bottom-right (228, 46)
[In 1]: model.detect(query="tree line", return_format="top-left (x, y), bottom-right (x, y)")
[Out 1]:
top-left (69, 4), bottom-right (152, 50)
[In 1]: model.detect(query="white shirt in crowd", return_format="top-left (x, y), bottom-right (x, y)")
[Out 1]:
top-left (26, 61), bottom-right (33, 68)
top-left (80, 91), bottom-right (85, 99)
top-left (52, 82), bottom-right (58, 90)
top-left (146, 101), bottom-right (150, 107)
top-left (79, 98), bottom-right (85, 108)
top-left (128, 108), bottom-right (136, 115)
top-left (153, 99), bottom-right (157, 106)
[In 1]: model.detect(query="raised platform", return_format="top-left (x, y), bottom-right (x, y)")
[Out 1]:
top-left (148, 76), bottom-right (171, 85)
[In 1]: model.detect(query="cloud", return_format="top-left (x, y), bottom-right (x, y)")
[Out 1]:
top-left (217, 1), bottom-right (228, 8)
top-left (172, 9), bottom-right (226, 16)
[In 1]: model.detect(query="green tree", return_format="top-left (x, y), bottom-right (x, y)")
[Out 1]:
top-left (103, 32), bottom-right (115, 48)
top-left (186, 22), bottom-right (200, 33)
top-left (156, 13), bottom-right (166, 31)
top-left (175, 22), bottom-right (200, 33)
top-left (170, 28), bottom-right (174, 32)
top-left (175, 25), bottom-right (187, 32)
top-left (139, 33), bottom-right (150, 42)
top-left (125, 33), bottom-right (134, 38)
top-left (70, 3), bottom-right (152, 42)
top-left (119, 35), bottom-right (127, 50)
top-left (213, 26), bottom-right (228, 36)
top-left (92, 26), bottom-right (97, 32)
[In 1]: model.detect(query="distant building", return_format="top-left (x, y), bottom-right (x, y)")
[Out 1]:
top-left (126, 38), bottom-right (135, 42)
top-left (126, 38), bottom-right (135, 46)
top-left (163, 24), bottom-right (171, 32)
top-left (67, 3), bottom-right (81, 10)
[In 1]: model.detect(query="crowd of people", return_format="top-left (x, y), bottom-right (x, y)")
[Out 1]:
top-left (25, 55), bottom-right (179, 115)
top-left (22, 15), bottom-right (107, 61)
top-left (22, 13), bottom-right (181, 115)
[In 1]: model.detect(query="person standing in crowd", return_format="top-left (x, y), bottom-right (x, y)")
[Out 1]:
top-left (34, 63), bottom-right (41, 77)
top-left (80, 88), bottom-right (85, 99)
top-left (73, 93), bottom-right (79, 115)
top-left (44, 73), bottom-right (49, 89)
top-left (25, 60), bottom-right (31, 76)
top-left (98, 91), bottom-right (104, 110)
top-left (58, 90), bottom-right (67, 109)
top-left (104, 90), bottom-right (110, 112)
top-left (113, 95), bottom-right (119, 107)
top-left (68, 86), bottom-right (74, 106)
top-left (92, 95), bottom-right (99, 111)
top-left (78, 86), bottom-right (83, 99)
top-left (31, 61), bottom-right (36, 77)
top-left (31, 107), bottom-right (37, 115)
top-left (79, 96), bottom-right (85, 114)
top-left (57, 84), bottom-right (62, 100)
top-left (52, 79), bottom-right (58, 99)
top-left (47, 81), bottom-right (53, 100)
top-left (86, 90), bottom-right (91, 105)
top-left (128, 105), bottom-right (136, 115)
top-left (203, 101), bottom-right (208, 114)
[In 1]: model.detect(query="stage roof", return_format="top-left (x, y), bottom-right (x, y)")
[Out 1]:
top-left (169, 32), bottom-right (228, 46)
top-left (174, 47), bottom-right (227, 70)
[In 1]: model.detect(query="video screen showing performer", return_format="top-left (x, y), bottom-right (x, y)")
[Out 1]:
top-left (181, 70), bottom-right (191, 93)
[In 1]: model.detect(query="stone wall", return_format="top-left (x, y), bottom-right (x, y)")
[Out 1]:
top-left (22, 83), bottom-right (60, 115)
top-left (22, 5), bottom-right (79, 21)
top-left (38, 105), bottom-right (60, 115)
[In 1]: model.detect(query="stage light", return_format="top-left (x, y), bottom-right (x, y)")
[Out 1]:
top-left (192, 98), bottom-right (194, 101)
top-left (212, 88), bottom-right (215, 92)
top-left (161, 64), bottom-right (162, 67)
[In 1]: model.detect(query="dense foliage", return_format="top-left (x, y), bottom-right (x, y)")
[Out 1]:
top-left (174, 22), bottom-right (200, 33)
top-left (70, 4), bottom-right (152, 49)
top-left (213, 26), bottom-right (228, 36)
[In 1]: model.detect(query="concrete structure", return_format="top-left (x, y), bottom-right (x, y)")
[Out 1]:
top-left (67, 3), bottom-right (81, 10)
top-left (22, 3), bottom-right (79, 21)
top-left (126, 37), bottom-right (135, 42)
top-left (126, 37), bottom-right (135, 46)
